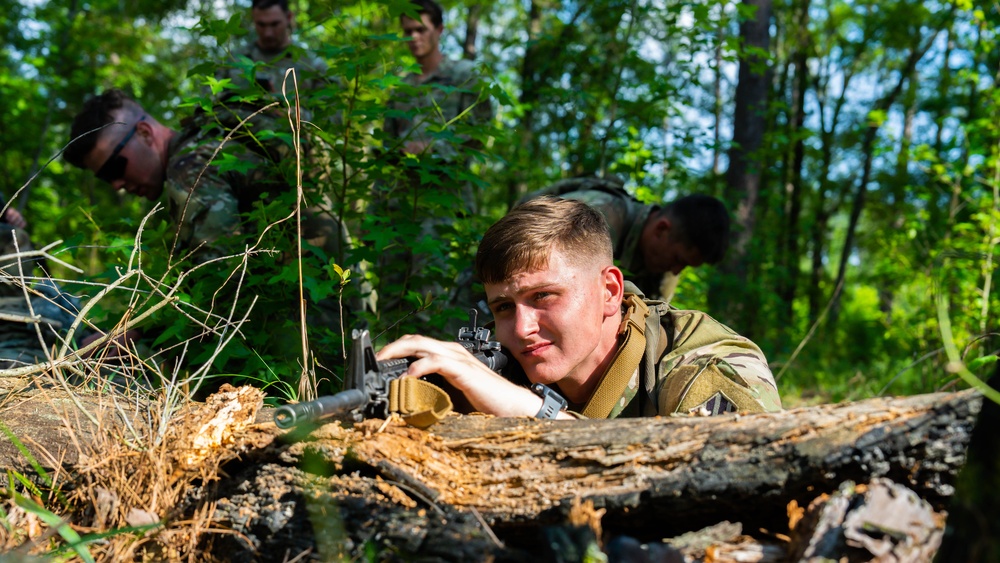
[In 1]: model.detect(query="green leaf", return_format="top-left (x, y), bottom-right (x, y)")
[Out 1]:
top-left (14, 492), bottom-right (96, 563)
top-left (215, 152), bottom-right (259, 174)
top-left (968, 355), bottom-right (999, 371)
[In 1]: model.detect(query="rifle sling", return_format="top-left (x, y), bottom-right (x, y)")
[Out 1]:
top-left (388, 377), bottom-right (454, 429)
top-left (581, 293), bottom-right (650, 419)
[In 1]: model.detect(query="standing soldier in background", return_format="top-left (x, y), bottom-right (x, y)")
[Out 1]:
top-left (384, 0), bottom-right (493, 172)
top-left (375, 0), bottom-right (494, 333)
top-left (520, 175), bottom-right (731, 302)
top-left (219, 0), bottom-right (329, 97)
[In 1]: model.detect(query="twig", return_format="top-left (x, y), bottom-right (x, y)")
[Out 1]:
top-left (468, 506), bottom-right (505, 549)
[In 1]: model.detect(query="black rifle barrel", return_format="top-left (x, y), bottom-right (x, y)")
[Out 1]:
top-left (273, 388), bottom-right (366, 429)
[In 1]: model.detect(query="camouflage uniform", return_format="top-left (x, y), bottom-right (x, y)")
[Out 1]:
top-left (376, 58), bottom-right (493, 331)
top-left (384, 57), bottom-right (493, 169)
top-left (164, 109), bottom-right (350, 265)
top-left (609, 284), bottom-right (782, 417)
top-left (164, 107), bottom-right (359, 342)
top-left (519, 177), bottom-right (669, 299)
top-left (164, 112), bottom-right (289, 264)
top-left (219, 39), bottom-right (329, 100)
top-left (501, 282), bottom-right (781, 418)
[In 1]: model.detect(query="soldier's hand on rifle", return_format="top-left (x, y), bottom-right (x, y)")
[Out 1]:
top-left (376, 335), bottom-right (567, 419)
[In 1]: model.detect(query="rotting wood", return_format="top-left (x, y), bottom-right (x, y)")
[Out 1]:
top-left (0, 386), bottom-right (981, 561)
top-left (286, 389), bottom-right (979, 537)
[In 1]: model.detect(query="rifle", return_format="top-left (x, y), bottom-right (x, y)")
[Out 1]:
top-left (274, 310), bottom-right (507, 429)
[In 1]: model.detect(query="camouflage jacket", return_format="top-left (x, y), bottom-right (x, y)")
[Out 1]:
top-left (501, 282), bottom-right (782, 418)
top-left (520, 177), bottom-right (666, 297)
top-left (384, 57), bottom-right (493, 162)
top-left (164, 111), bottom-right (292, 264)
top-left (219, 39), bottom-right (329, 99)
top-left (610, 284), bottom-right (782, 417)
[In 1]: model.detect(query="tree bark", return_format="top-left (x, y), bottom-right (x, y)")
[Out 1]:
top-left (712, 0), bottom-right (771, 335)
top-left (0, 386), bottom-right (981, 561)
top-left (778, 0), bottom-right (809, 333)
top-left (284, 390), bottom-right (977, 533)
top-left (462, 4), bottom-right (483, 60)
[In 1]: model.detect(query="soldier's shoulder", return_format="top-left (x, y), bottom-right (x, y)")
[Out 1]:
top-left (167, 127), bottom-right (214, 171)
top-left (518, 175), bottom-right (629, 206)
top-left (439, 57), bottom-right (481, 84)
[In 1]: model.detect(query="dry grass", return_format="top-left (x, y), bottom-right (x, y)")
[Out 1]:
top-left (0, 229), bottom-right (284, 561)
top-left (0, 76), bottom-right (327, 561)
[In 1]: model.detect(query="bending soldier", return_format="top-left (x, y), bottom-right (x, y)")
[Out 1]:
top-left (64, 88), bottom-right (348, 266)
top-left (521, 175), bottom-right (730, 301)
top-left (63, 89), bottom-right (359, 366)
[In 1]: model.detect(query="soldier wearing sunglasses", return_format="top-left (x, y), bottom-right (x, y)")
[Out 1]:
top-left (63, 88), bottom-right (352, 267)
top-left (63, 89), bottom-right (365, 362)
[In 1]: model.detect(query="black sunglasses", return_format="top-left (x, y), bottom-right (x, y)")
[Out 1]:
top-left (95, 115), bottom-right (146, 184)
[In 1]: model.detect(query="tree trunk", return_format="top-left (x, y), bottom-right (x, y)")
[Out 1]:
top-left (778, 0), bottom-right (809, 334)
top-left (462, 4), bottom-right (483, 60)
top-left (201, 389), bottom-right (981, 560)
top-left (712, 0), bottom-right (771, 334)
top-left (829, 41), bottom-right (933, 326)
top-left (712, 4), bottom-right (724, 174)
top-left (505, 0), bottom-right (544, 208)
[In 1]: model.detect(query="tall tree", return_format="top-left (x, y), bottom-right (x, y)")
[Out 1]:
top-left (711, 0), bottom-right (772, 335)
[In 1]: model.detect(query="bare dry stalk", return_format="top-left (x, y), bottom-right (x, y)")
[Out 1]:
top-left (0, 85), bottom-right (326, 562)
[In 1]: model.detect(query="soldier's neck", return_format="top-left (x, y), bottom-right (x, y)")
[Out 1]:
top-left (416, 49), bottom-right (444, 81)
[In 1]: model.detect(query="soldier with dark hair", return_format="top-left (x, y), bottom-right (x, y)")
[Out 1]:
top-left (385, 0), bottom-right (492, 163)
top-left (215, 0), bottom-right (328, 97)
top-left (520, 176), bottom-right (731, 301)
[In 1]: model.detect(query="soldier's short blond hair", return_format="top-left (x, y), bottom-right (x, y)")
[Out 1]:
top-left (475, 196), bottom-right (613, 285)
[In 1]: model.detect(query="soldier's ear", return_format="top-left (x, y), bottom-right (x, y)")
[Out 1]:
top-left (652, 217), bottom-right (672, 241)
top-left (135, 119), bottom-right (155, 146)
top-left (601, 265), bottom-right (625, 317)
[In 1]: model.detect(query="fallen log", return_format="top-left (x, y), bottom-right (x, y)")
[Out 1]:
top-left (282, 389), bottom-right (977, 537)
top-left (0, 385), bottom-right (981, 561)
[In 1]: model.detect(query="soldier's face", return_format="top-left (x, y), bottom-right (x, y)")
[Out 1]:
top-left (253, 5), bottom-right (293, 52)
top-left (400, 14), bottom-right (442, 60)
top-left (82, 116), bottom-right (164, 201)
top-left (485, 248), bottom-right (623, 392)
